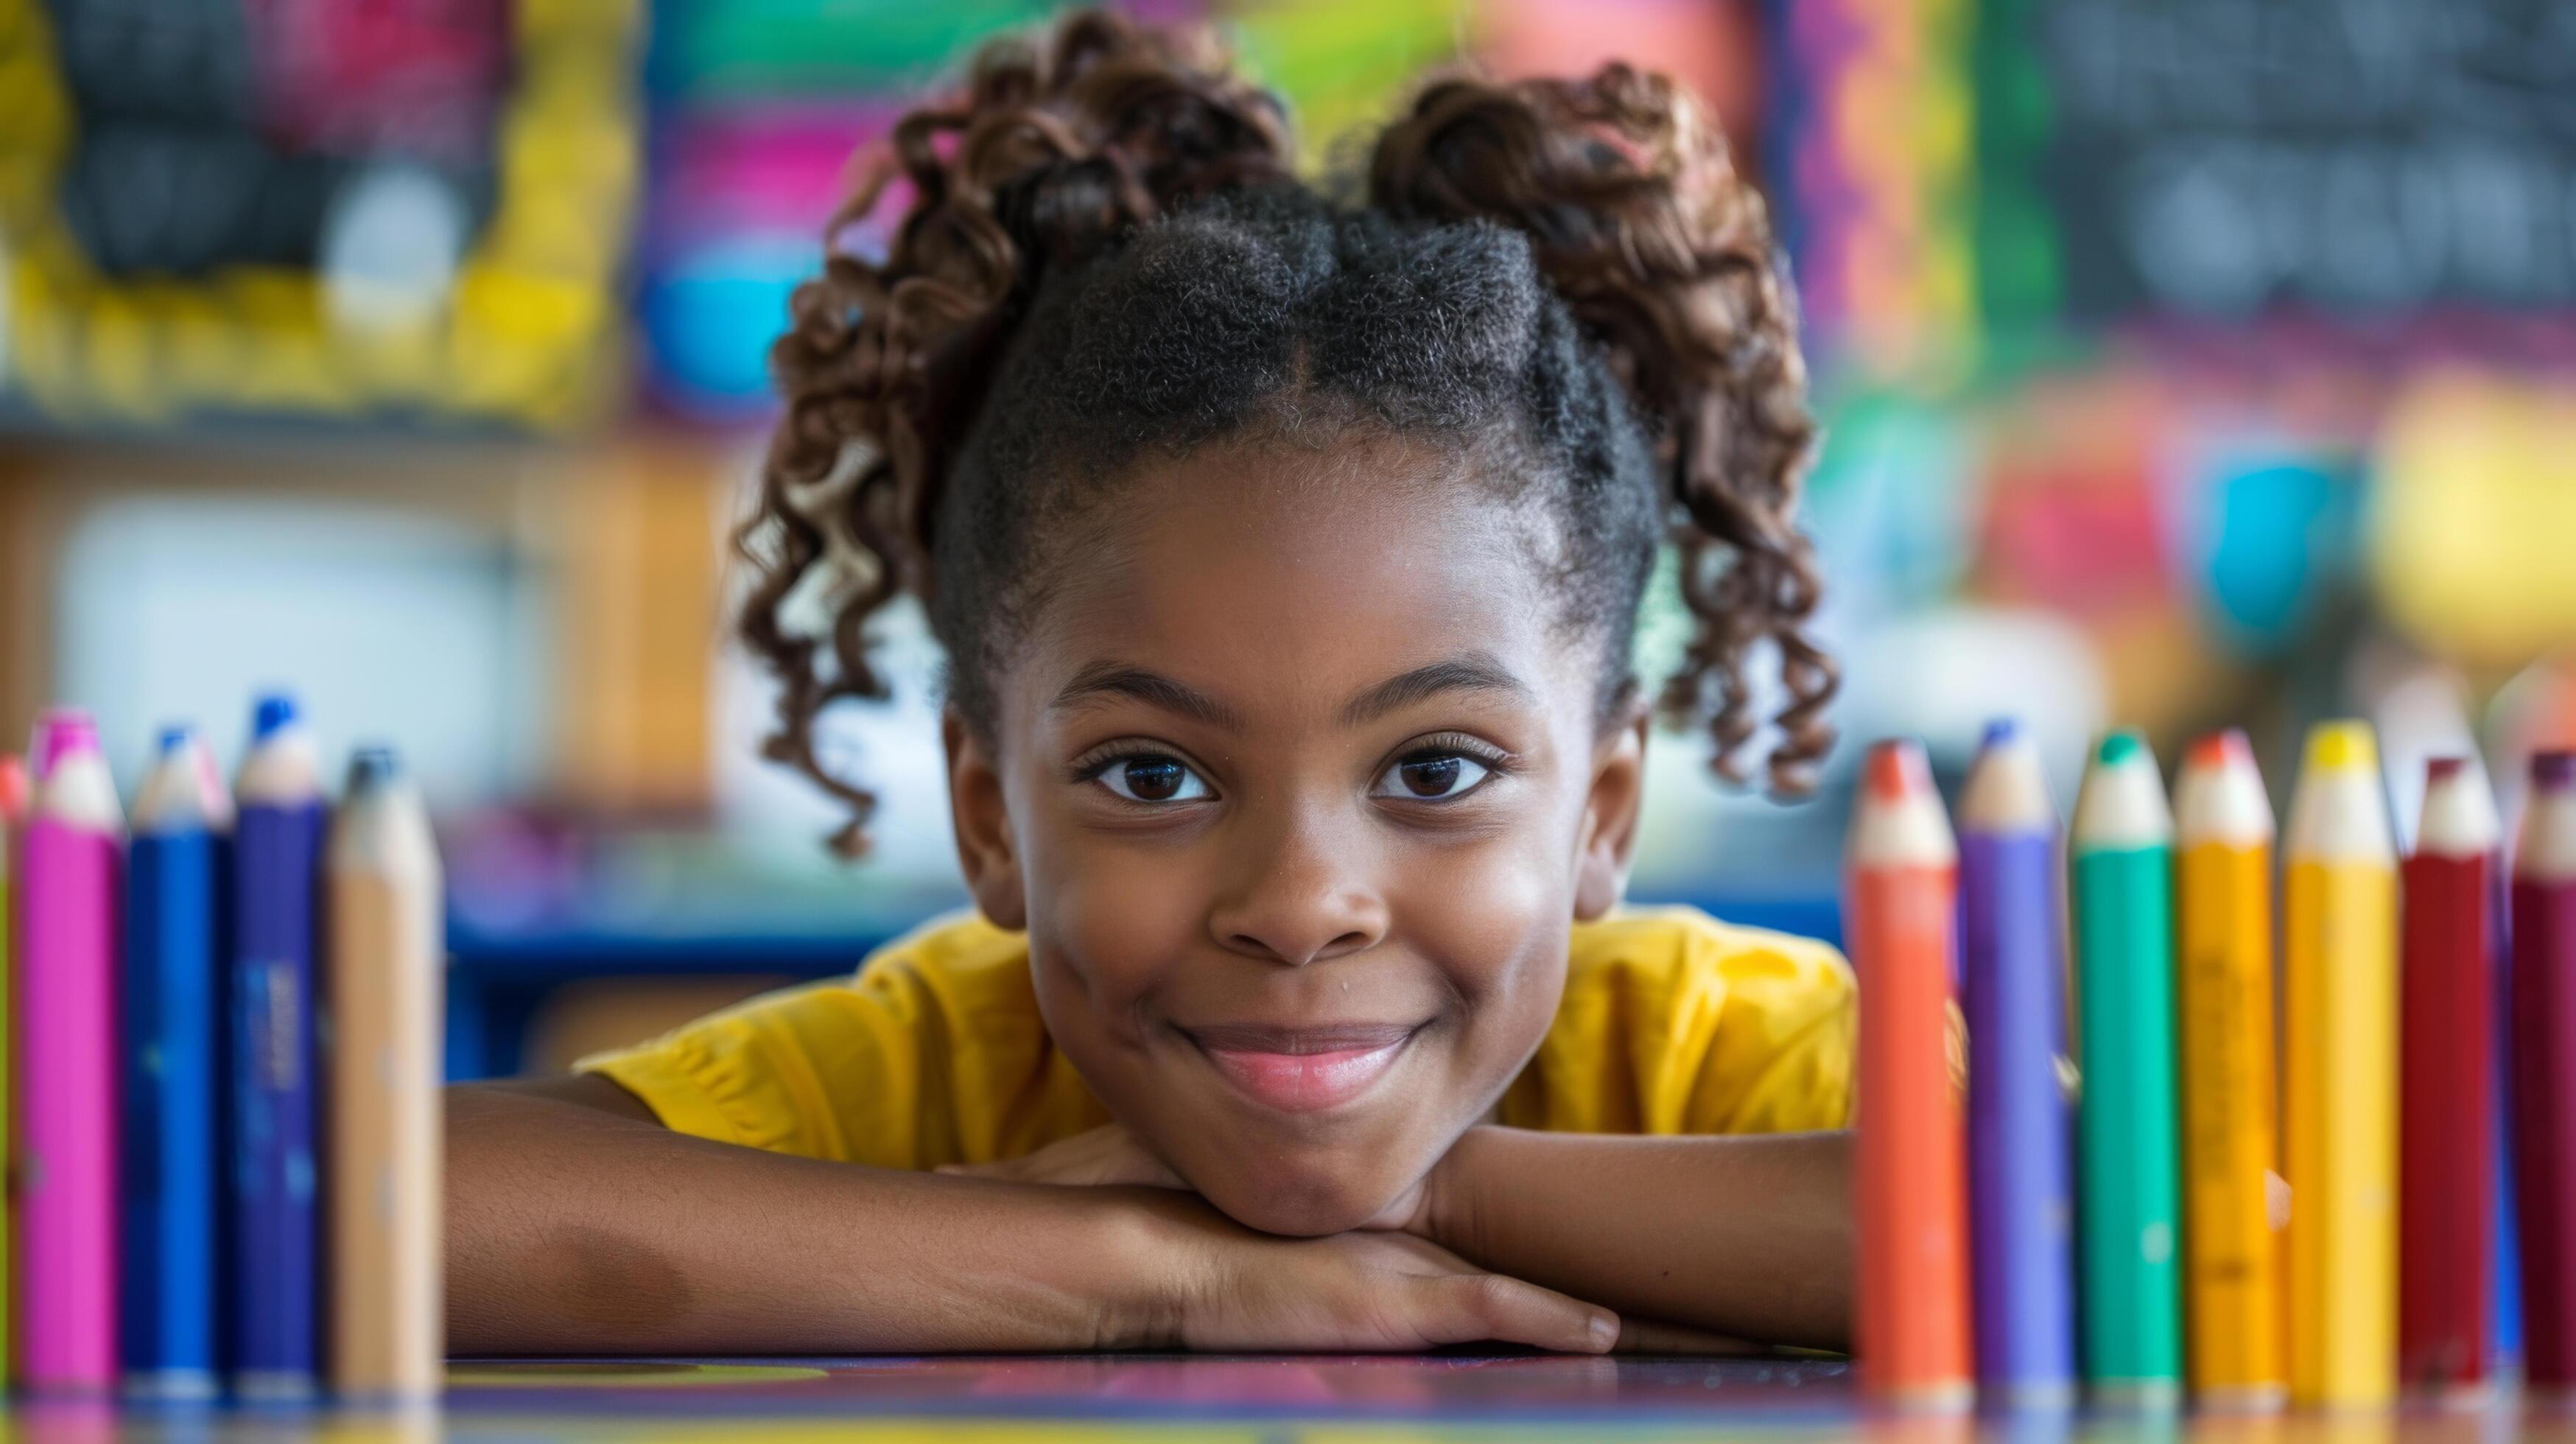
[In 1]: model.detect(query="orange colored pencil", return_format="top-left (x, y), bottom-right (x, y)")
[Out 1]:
top-left (1847, 738), bottom-right (1973, 1409)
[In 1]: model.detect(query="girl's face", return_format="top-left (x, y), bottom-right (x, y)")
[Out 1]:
top-left (945, 438), bottom-right (1646, 1236)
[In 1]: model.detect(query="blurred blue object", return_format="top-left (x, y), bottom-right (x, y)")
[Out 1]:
top-left (642, 234), bottom-right (815, 414)
top-left (2191, 458), bottom-right (2362, 656)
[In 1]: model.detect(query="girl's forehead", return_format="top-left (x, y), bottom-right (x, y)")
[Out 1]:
top-left (1016, 445), bottom-right (1580, 719)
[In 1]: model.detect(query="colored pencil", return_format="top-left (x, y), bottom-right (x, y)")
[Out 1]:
top-left (328, 748), bottom-right (445, 1398)
top-left (2496, 786), bottom-right (2525, 1377)
top-left (2495, 779), bottom-right (2525, 1378)
top-left (19, 710), bottom-right (125, 1392)
top-left (1847, 738), bottom-right (1972, 1409)
top-left (123, 726), bottom-right (232, 1400)
top-left (2173, 729), bottom-right (2284, 1409)
top-left (2071, 730), bottom-right (2183, 1407)
top-left (0, 746), bottom-right (25, 1379)
top-left (232, 692), bottom-right (326, 1401)
top-left (1958, 719), bottom-right (2074, 1407)
top-left (0, 743), bottom-right (25, 1372)
top-left (2284, 720), bottom-right (2399, 1409)
top-left (2516, 749), bottom-right (2576, 1395)
top-left (2399, 756), bottom-right (2499, 1397)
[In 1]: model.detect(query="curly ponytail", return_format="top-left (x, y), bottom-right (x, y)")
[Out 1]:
top-left (1366, 64), bottom-right (1834, 795)
top-left (738, 13), bottom-right (1290, 854)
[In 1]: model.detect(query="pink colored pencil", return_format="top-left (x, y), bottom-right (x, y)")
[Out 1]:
top-left (17, 711), bottom-right (124, 1392)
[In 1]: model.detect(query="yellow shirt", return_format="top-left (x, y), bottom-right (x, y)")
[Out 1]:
top-left (578, 905), bottom-right (1854, 1168)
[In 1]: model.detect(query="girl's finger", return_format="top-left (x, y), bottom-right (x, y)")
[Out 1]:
top-left (1417, 1272), bottom-right (1618, 1356)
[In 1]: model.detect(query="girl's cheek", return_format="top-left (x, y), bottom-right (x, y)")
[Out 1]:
top-left (1391, 825), bottom-right (1573, 1003)
top-left (1026, 822), bottom-right (1207, 1018)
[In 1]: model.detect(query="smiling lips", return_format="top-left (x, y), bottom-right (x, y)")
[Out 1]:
top-left (1185, 1022), bottom-right (1419, 1113)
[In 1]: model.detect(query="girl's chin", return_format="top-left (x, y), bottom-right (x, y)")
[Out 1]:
top-left (1184, 1156), bottom-right (1426, 1238)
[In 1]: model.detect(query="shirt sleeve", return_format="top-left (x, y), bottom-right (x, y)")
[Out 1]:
top-left (577, 965), bottom-right (942, 1168)
top-left (575, 913), bottom-right (1104, 1171)
top-left (1675, 924), bottom-right (1857, 1135)
top-left (1509, 908), bottom-right (1856, 1136)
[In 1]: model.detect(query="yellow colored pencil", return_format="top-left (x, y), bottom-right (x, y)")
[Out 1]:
top-left (2283, 721), bottom-right (2399, 1409)
top-left (2175, 729), bottom-right (2284, 1408)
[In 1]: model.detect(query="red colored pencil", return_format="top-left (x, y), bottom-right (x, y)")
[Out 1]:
top-left (1847, 738), bottom-right (1973, 1409)
top-left (2400, 757), bottom-right (2499, 1396)
top-left (2518, 750), bottom-right (2576, 1394)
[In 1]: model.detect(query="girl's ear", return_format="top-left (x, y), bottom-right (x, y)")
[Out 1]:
top-left (1574, 705), bottom-right (1652, 921)
top-left (944, 708), bottom-right (1028, 930)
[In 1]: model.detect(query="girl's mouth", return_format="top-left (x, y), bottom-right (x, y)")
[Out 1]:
top-left (1182, 1022), bottom-right (1421, 1114)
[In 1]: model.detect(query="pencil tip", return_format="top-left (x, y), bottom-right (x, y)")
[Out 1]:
top-left (2184, 728), bottom-right (2250, 774)
top-left (32, 708), bottom-right (99, 774)
top-left (2096, 729), bottom-right (2147, 768)
top-left (345, 746), bottom-right (403, 794)
top-left (252, 690), bottom-right (302, 741)
top-left (2304, 721), bottom-right (2377, 774)
top-left (2535, 751), bottom-right (2576, 792)
top-left (1863, 739), bottom-right (1932, 801)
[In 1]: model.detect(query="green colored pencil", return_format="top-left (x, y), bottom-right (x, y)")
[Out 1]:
top-left (2072, 731), bottom-right (2184, 1406)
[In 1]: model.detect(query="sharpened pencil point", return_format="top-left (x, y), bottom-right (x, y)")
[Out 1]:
top-left (2535, 751), bottom-right (2576, 792)
top-left (1865, 739), bottom-right (1934, 801)
top-left (2305, 721), bottom-right (2376, 774)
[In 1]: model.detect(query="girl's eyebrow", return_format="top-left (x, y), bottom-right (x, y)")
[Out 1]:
top-left (1049, 654), bottom-right (1534, 732)
top-left (1340, 653), bottom-right (1534, 726)
top-left (1050, 663), bottom-right (1243, 731)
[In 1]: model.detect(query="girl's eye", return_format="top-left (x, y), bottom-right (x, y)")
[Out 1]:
top-left (1094, 755), bottom-right (1211, 804)
top-left (1373, 752), bottom-right (1492, 802)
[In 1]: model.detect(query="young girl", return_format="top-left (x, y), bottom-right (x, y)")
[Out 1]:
top-left (451, 10), bottom-right (1853, 1357)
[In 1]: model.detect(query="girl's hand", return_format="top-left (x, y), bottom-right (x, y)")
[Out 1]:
top-left (943, 1123), bottom-right (1438, 1233)
top-left (1137, 1192), bottom-right (1618, 1354)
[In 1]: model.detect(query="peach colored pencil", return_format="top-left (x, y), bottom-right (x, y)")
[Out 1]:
top-left (327, 749), bottom-right (445, 1398)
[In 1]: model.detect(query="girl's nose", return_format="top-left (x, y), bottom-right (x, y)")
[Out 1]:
top-left (1205, 816), bottom-right (1390, 967)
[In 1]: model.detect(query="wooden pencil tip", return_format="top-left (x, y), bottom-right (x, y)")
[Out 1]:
top-left (2416, 755), bottom-right (2499, 858)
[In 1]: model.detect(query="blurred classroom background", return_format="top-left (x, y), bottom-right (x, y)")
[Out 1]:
top-left (3, 0), bottom-right (2572, 1079)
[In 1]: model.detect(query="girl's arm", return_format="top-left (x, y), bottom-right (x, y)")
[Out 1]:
top-left (1422, 1126), bottom-right (1853, 1350)
top-left (446, 1077), bottom-right (1621, 1356)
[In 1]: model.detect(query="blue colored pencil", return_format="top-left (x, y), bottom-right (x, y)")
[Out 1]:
top-left (2496, 845), bottom-right (2525, 1372)
top-left (231, 693), bottom-right (326, 1401)
top-left (1959, 719), bottom-right (2077, 1406)
top-left (124, 726), bottom-right (231, 1399)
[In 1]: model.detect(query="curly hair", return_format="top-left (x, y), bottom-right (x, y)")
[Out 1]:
top-left (740, 10), bottom-right (1833, 856)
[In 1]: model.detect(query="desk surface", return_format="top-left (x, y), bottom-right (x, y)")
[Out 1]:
top-left (15, 1356), bottom-right (2573, 1440)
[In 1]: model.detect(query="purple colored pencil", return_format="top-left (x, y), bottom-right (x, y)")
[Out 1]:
top-left (231, 691), bottom-right (327, 1399)
top-left (1959, 718), bottom-right (2077, 1406)
top-left (2516, 749), bottom-right (2576, 1392)
top-left (17, 710), bottom-right (125, 1392)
